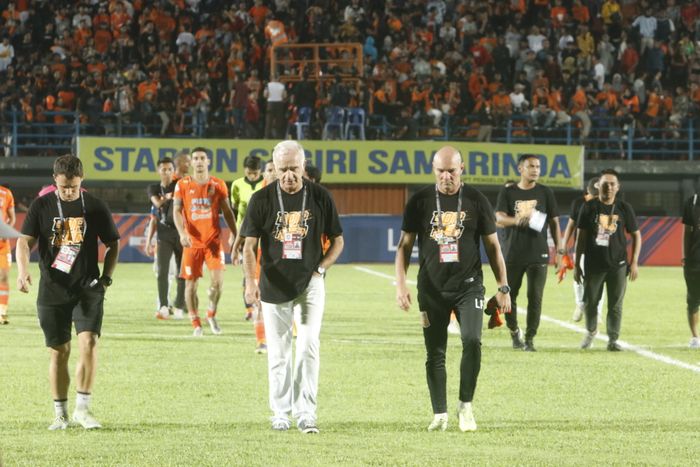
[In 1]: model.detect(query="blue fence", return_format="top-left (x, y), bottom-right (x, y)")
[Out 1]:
top-left (2, 110), bottom-right (697, 161)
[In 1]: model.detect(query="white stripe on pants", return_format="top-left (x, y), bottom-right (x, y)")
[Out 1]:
top-left (262, 275), bottom-right (325, 422)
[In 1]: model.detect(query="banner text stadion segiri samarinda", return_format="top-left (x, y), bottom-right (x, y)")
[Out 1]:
top-left (78, 137), bottom-right (584, 188)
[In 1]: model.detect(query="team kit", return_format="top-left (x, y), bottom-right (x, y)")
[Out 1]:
top-left (5, 142), bottom-right (697, 434)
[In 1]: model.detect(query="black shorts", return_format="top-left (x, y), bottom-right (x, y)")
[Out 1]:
top-left (685, 268), bottom-right (700, 312)
top-left (38, 286), bottom-right (105, 347)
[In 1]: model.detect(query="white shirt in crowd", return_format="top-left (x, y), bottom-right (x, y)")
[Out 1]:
top-left (265, 81), bottom-right (286, 102)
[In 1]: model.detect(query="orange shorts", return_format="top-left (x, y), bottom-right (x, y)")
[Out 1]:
top-left (180, 243), bottom-right (225, 280)
top-left (0, 240), bottom-right (10, 270)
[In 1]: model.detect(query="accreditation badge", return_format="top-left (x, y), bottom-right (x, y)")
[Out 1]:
top-left (51, 245), bottom-right (81, 273)
top-left (282, 232), bottom-right (303, 259)
top-left (438, 238), bottom-right (459, 263)
top-left (595, 230), bottom-right (610, 247)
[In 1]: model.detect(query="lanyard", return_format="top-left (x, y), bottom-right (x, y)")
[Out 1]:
top-left (276, 181), bottom-right (307, 229)
top-left (56, 191), bottom-right (87, 235)
top-left (435, 183), bottom-right (463, 230)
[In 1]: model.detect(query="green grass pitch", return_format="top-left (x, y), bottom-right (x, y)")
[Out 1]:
top-left (1, 263), bottom-right (698, 466)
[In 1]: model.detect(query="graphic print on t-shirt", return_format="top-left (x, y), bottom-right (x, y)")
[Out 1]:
top-left (596, 214), bottom-right (619, 234)
top-left (514, 199), bottom-right (538, 221)
top-left (274, 210), bottom-right (311, 241)
top-left (429, 211), bottom-right (467, 242)
top-left (52, 217), bottom-right (85, 246)
top-left (190, 197), bottom-right (213, 221)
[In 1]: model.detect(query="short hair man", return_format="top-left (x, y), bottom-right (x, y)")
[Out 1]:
top-left (561, 177), bottom-right (604, 322)
top-left (0, 183), bottom-right (15, 324)
top-left (230, 154), bottom-right (266, 351)
top-left (496, 154), bottom-right (562, 351)
top-left (395, 146), bottom-right (511, 432)
top-left (575, 169), bottom-right (642, 351)
top-left (174, 150), bottom-right (191, 180)
top-left (147, 157), bottom-right (185, 320)
top-left (16, 155), bottom-right (120, 430)
top-left (241, 140), bottom-right (344, 434)
top-left (683, 190), bottom-right (700, 348)
top-left (173, 147), bottom-right (237, 336)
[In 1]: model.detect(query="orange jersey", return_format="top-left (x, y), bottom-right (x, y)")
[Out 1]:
top-left (174, 176), bottom-right (228, 248)
top-left (0, 185), bottom-right (14, 223)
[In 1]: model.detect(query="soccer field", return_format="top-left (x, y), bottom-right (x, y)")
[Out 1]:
top-left (1, 263), bottom-right (698, 466)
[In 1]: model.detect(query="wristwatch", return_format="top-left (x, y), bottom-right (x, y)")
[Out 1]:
top-left (497, 285), bottom-right (511, 294)
top-left (100, 275), bottom-right (113, 287)
top-left (315, 266), bottom-right (326, 277)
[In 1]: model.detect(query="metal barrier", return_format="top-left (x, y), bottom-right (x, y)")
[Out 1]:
top-left (2, 110), bottom-right (697, 160)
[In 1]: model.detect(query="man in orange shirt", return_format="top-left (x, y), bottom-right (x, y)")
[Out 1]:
top-left (173, 147), bottom-right (237, 336)
top-left (0, 184), bottom-right (15, 324)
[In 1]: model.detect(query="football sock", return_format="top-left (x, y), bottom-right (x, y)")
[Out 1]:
top-left (76, 392), bottom-right (91, 411)
top-left (0, 282), bottom-right (9, 312)
top-left (206, 309), bottom-right (216, 318)
top-left (189, 310), bottom-right (202, 328)
top-left (54, 399), bottom-right (68, 418)
top-left (255, 320), bottom-right (265, 344)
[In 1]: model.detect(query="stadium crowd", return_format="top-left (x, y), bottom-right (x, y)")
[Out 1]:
top-left (1, 0), bottom-right (700, 148)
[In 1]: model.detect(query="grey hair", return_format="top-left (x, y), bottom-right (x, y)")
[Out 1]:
top-left (272, 140), bottom-right (306, 166)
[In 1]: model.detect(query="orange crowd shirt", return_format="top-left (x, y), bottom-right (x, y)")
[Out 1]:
top-left (174, 176), bottom-right (228, 248)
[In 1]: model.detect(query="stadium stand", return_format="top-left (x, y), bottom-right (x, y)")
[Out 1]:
top-left (1, 0), bottom-right (700, 159)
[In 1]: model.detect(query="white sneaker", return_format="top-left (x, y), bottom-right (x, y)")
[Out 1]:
top-left (427, 414), bottom-right (448, 432)
top-left (447, 319), bottom-right (461, 335)
top-left (457, 402), bottom-right (477, 432)
top-left (48, 415), bottom-right (69, 431)
top-left (271, 417), bottom-right (291, 431)
top-left (207, 317), bottom-right (222, 335)
top-left (572, 305), bottom-right (583, 322)
top-left (72, 408), bottom-right (102, 429)
top-left (155, 306), bottom-right (169, 320)
top-left (297, 418), bottom-right (320, 434)
top-left (690, 337), bottom-right (700, 349)
top-left (193, 326), bottom-right (203, 337)
top-left (172, 308), bottom-right (185, 320)
top-left (581, 331), bottom-right (597, 349)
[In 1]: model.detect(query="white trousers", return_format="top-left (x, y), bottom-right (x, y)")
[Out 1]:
top-left (262, 275), bottom-right (325, 422)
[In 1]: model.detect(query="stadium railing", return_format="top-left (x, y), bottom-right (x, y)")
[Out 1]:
top-left (2, 110), bottom-right (697, 161)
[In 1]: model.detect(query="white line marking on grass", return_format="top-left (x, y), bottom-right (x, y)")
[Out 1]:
top-left (537, 313), bottom-right (700, 374)
top-left (353, 266), bottom-right (416, 285)
top-left (355, 266), bottom-right (700, 374)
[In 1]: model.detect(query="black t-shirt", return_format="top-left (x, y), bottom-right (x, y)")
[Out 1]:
top-left (147, 180), bottom-right (178, 239)
top-left (577, 198), bottom-right (638, 273)
top-left (495, 183), bottom-right (558, 264)
top-left (569, 196), bottom-right (586, 226)
top-left (682, 194), bottom-right (700, 270)
top-left (402, 184), bottom-right (497, 294)
top-left (21, 192), bottom-right (120, 304)
top-left (241, 180), bottom-right (343, 304)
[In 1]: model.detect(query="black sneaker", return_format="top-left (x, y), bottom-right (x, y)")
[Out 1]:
top-left (510, 329), bottom-right (525, 349)
top-left (523, 339), bottom-right (537, 352)
top-left (607, 341), bottom-right (622, 352)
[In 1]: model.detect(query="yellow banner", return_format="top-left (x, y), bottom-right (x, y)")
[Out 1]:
top-left (78, 137), bottom-right (584, 188)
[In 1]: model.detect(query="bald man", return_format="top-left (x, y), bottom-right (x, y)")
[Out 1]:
top-left (395, 146), bottom-right (511, 433)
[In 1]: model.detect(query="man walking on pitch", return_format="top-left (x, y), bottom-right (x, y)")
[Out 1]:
top-left (148, 157), bottom-right (185, 320)
top-left (0, 183), bottom-right (15, 324)
top-left (575, 169), bottom-right (641, 351)
top-left (683, 190), bottom-right (700, 348)
top-left (242, 140), bottom-right (344, 434)
top-left (561, 177), bottom-right (604, 322)
top-left (173, 147), bottom-right (237, 336)
top-left (230, 154), bottom-right (267, 352)
top-left (496, 154), bottom-right (562, 351)
top-left (16, 155), bottom-right (120, 430)
top-left (395, 146), bottom-right (511, 432)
